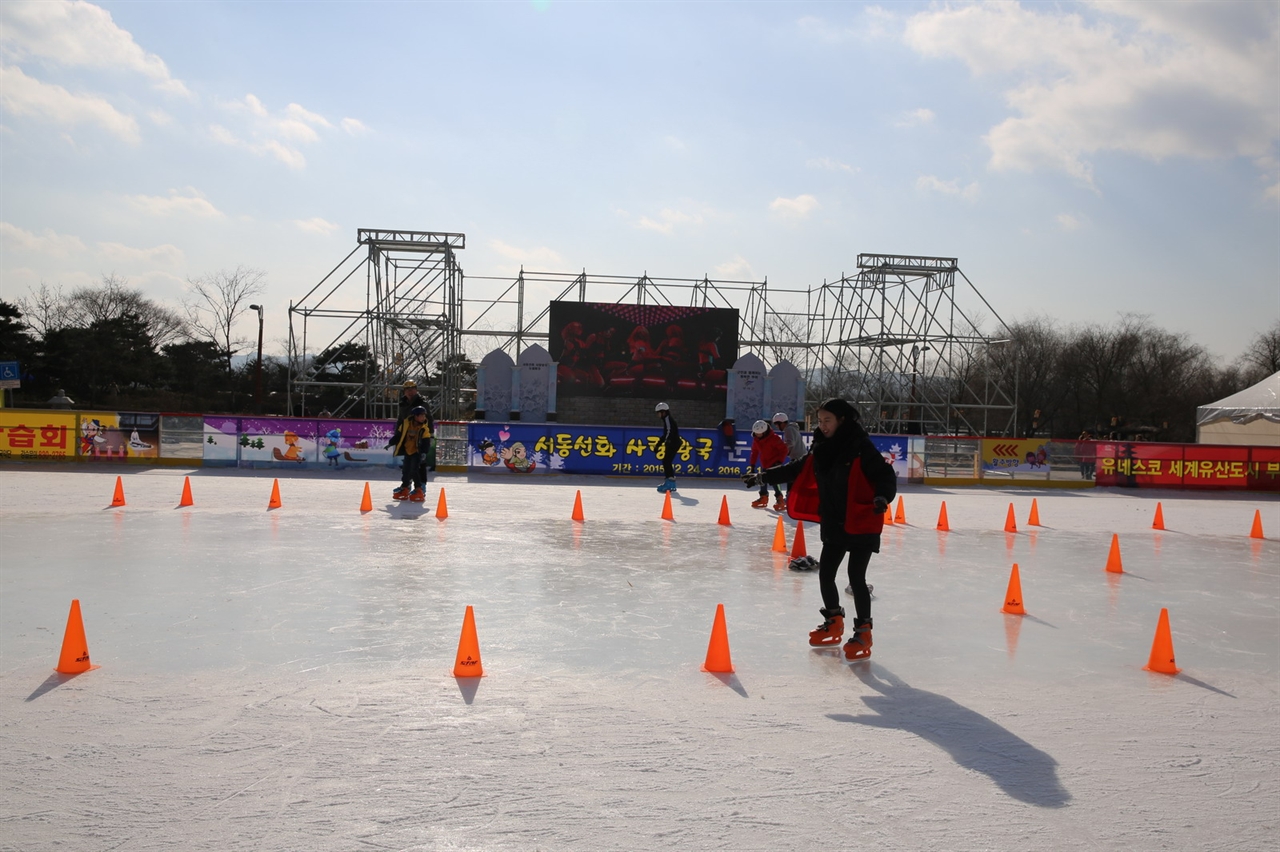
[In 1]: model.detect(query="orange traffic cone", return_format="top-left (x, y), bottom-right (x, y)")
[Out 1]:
top-left (701, 603), bottom-right (734, 673)
top-left (452, 605), bottom-right (484, 677)
top-left (1152, 502), bottom-right (1165, 531)
top-left (661, 490), bottom-right (674, 521)
top-left (790, 520), bottom-right (808, 558)
top-left (1004, 503), bottom-right (1017, 533)
top-left (883, 505), bottom-right (894, 526)
top-left (937, 501), bottom-right (950, 531)
top-left (571, 489), bottom-right (585, 522)
top-left (56, 599), bottom-right (98, 674)
top-left (894, 496), bottom-right (906, 525)
top-left (771, 517), bottom-right (788, 552)
top-left (267, 479), bottom-right (282, 509)
top-left (435, 488), bottom-right (449, 519)
top-left (1001, 564), bottom-right (1026, 615)
top-left (1105, 533), bottom-right (1124, 574)
top-left (1028, 498), bottom-right (1041, 527)
top-left (717, 495), bottom-right (731, 527)
top-left (1249, 510), bottom-right (1264, 540)
top-left (359, 482), bottom-right (373, 512)
top-left (178, 476), bottom-right (194, 508)
top-left (1143, 608), bottom-right (1180, 674)
top-left (110, 476), bottom-right (126, 507)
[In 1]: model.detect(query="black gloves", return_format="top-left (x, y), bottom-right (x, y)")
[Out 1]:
top-left (873, 496), bottom-right (889, 514)
top-left (741, 469), bottom-right (760, 488)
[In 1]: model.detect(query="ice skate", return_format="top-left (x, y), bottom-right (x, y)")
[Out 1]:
top-left (845, 618), bottom-right (873, 661)
top-left (392, 486), bottom-right (410, 501)
top-left (656, 478), bottom-right (672, 493)
top-left (751, 495), bottom-right (770, 508)
top-left (845, 583), bottom-right (874, 598)
top-left (409, 487), bottom-right (426, 502)
top-left (665, 478), bottom-right (677, 492)
top-left (773, 496), bottom-right (786, 511)
top-left (809, 607), bottom-right (845, 646)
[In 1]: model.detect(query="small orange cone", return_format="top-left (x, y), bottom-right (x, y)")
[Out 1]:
top-left (1143, 608), bottom-right (1180, 674)
top-left (267, 479), bottom-right (282, 509)
top-left (110, 476), bottom-right (126, 507)
top-left (894, 496), bottom-right (906, 524)
top-left (937, 501), bottom-right (950, 531)
top-left (452, 605), bottom-right (484, 677)
top-left (178, 476), bottom-right (194, 507)
top-left (1004, 503), bottom-right (1017, 533)
top-left (771, 516), bottom-right (788, 552)
top-left (661, 490), bottom-right (674, 521)
top-left (883, 505), bottom-right (894, 526)
top-left (717, 495), bottom-right (731, 526)
top-left (55, 599), bottom-right (97, 674)
top-left (435, 488), bottom-right (449, 519)
top-left (1249, 510), bottom-right (1264, 540)
top-left (1028, 498), bottom-right (1041, 527)
top-left (571, 490), bottom-right (585, 522)
top-left (359, 482), bottom-right (373, 513)
top-left (1152, 502), bottom-right (1165, 531)
top-left (790, 520), bottom-right (808, 558)
top-left (701, 603), bottom-right (734, 673)
top-left (1105, 533), bottom-right (1124, 573)
top-left (1001, 564), bottom-right (1026, 615)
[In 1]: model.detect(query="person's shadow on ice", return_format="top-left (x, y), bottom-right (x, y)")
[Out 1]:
top-left (828, 663), bottom-right (1070, 807)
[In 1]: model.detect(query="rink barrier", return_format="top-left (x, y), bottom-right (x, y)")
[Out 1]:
top-left (3, 407), bottom-right (1277, 491)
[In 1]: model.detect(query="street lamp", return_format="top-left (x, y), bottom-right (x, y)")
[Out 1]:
top-left (909, 344), bottom-right (930, 434)
top-left (248, 304), bottom-right (264, 413)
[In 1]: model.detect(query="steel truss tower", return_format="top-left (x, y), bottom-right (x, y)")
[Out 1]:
top-left (802, 254), bottom-right (1016, 436)
top-left (289, 232), bottom-right (1016, 435)
top-left (288, 229), bottom-right (464, 420)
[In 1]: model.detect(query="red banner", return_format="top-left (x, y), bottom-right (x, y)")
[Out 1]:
top-left (1096, 442), bottom-right (1278, 491)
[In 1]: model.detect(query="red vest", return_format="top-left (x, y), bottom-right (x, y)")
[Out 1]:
top-left (786, 455), bottom-right (884, 535)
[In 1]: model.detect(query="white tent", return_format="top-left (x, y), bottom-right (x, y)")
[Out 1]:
top-left (1196, 371), bottom-right (1280, 445)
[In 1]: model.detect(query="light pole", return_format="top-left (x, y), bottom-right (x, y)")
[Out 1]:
top-left (909, 344), bottom-right (930, 434)
top-left (248, 304), bottom-right (264, 414)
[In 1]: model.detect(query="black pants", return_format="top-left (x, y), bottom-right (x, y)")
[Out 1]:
top-left (819, 540), bottom-right (875, 621)
top-left (400, 451), bottom-right (426, 489)
top-left (662, 441), bottom-right (677, 479)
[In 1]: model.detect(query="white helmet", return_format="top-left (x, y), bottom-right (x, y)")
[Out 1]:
top-left (772, 412), bottom-right (789, 424)
top-left (751, 419), bottom-right (769, 436)
top-left (655, 402), bottom-right (669, 412)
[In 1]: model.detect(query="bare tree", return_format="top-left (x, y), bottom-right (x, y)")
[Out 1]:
top-left (1237, 320), bottom-right (1280, 384)
top-left (19, 275), bottom-right (187, 346)
top-left (184, 266), bottom-right (267, 372)
top-left (15, 281), bottom-right (69, 337)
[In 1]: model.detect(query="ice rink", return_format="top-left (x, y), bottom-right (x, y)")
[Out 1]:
top-left (1, 465), bottom-right (1277, 851)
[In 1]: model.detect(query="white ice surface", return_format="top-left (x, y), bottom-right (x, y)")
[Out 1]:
top-left (1, 466), bottom-right (1277, 851)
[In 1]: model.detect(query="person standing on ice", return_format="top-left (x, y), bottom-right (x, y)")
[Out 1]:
top-left (747, 419), bottom-right (788, 510)
top-left (744, 398), bottom-right (896, 660)
top-left (387, 406), bottom-right (432, 501)
top-left (655, 402), bottom-right (680, 492)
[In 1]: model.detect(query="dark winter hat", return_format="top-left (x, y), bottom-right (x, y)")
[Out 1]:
top-left (410, 406), bottom-right (427, 416)
top-left (817, 398), bottom-right (859, 423)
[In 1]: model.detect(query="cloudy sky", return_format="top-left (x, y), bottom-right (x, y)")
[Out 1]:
top-left (1, 0), bottom-right (1277, 360)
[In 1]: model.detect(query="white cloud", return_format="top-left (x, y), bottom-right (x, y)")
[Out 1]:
top-left (916, 175), bottom-right (980, 201)
top-left (488, 238), bottom-right (564, 269)
top-left (0, 0), bottom-right (190, 97)
top-left (147, 108), bottom-right (172, 126)
top-left (127, 187), bottom-right (222, 218)
top-left (769, 194), bottom-right (819, 220)
top-left (340, 117), bottom-right (369, 135)
top-left (0, 64), bottom-right (139, 142)
top-left (0, 221), bottom-right (86, 254)
top-left (635, 208), bottom-right (705, 235)
top-left (294, 217), bottom-right (340, 236)
top-left (715, 255), bottom-right (755, 280)
top-left (895, 108), bottom-right (935, 127)
top-left (903, 1), bottom-right (1280, 192)
top-left (799, 6), bottom-right (896, 43)
top-left (807, 156), bottom-right (859, 175)
top-left (1056, 213), bottom-right (1085, 231)
top-left (96, 240), bottom-right (184, 266)
top-left (214, 95), bottom-right (341, 170)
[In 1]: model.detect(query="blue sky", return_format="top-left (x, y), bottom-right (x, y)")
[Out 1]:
top-left (2, 0), bottom-right (1277, 361)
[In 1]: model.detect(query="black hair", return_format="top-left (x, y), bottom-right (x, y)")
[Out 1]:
top-left (817, 398), bottom-right (859, 423)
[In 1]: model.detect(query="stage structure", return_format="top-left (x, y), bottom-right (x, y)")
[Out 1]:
top-left (288, 229), bottom-right (1016, 435)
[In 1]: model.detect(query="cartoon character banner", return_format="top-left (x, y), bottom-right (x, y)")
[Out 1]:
top-left (981, 438), bottom-right (1057, 476)
top-left (0, 410), bottom-right (76, 460)
top-left (548, 302), bottom-right (738, 400)
top-left (466, 423), bottom-right (908, 481)
top-left (226, 418), bottom-right (399, 469)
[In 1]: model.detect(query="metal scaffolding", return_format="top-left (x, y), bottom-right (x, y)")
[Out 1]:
top-left (289, 231), bottom-right (1017, 435)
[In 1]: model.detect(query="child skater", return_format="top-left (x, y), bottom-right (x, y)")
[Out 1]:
top-left (747, 419), bottom-right (787, 510)
top-left (744, 399), bottom-right (896, 660)
top-left (387, 406), bottom-right (432, 501)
